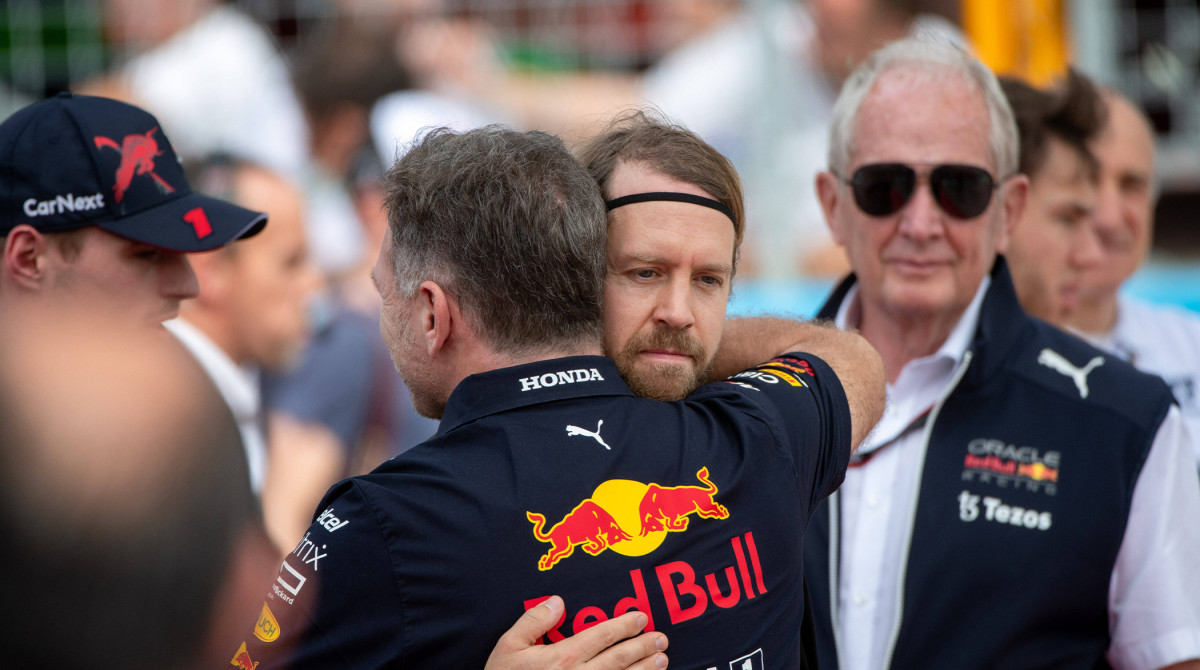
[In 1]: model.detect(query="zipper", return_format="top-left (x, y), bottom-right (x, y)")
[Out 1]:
top-left (879, 350), bottom-right (974, 670)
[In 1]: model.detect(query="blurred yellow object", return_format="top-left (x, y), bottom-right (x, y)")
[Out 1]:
top-left (964, 0), bottom-right (1069, 85)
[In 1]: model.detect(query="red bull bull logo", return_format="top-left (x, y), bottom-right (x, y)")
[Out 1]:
top-left (230, 641), bottom-right (258, 669)
top-left (1017, 462), bottom-right (1059, 482)
top-left (527, 467), bottom-right (728, 571)
top-left (93, 128), bottom-right (176, 203)
top-left (639, 467), bottom-right (729, 535)
top-left (527, 500), bottom-right (634, 571)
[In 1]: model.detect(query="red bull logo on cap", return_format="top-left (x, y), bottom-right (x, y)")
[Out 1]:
top-left (527, 467), bottom-right (729, 571)
top-left (93, 128), bottom-right (176, 203)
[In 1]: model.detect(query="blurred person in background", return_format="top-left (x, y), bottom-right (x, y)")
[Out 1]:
top-left (169, 156), bottom-right (324, 551)
top-left (82, 0), bottom-right (309, 181)
top-left (289, 17), bottom-right (412, 280)
top-left (1063, 87), bottom-right (1200, 471)
top-left (1001, 68), bottom-right (1107, 326)
top-left (265, 22), bottom-right (439, 508)
top-left (0, 304), bottom-right (278, 670)
top-left (641, 0), bottom-right (966, 277)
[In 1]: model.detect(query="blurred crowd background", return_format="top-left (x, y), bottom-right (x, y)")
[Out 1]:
top-left (2, 0), bottom-right (1198, 314)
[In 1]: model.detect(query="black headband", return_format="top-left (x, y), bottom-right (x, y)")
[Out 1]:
top-left (605, 191), bottom-right (736, 226)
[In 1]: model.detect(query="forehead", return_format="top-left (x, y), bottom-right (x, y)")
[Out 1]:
top-left (852, 66), bottom-right (994, 170)
top-left (1094, 96), bottom-right (1155, 171)
top-left (1032, 138), bottom-right (1093, 187)
top-left (607, 160), bottom-right (710, 200)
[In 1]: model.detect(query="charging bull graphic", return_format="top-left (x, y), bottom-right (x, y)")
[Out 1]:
top-left (639, 467), bottom-right (729, 535)
top-left (230, 641), bottom-right (258, 669)
top-left (94, 128), bottom-right (176, 203)
top-left (527, 500), bottom-right (633, 571)
top-left (527, 467), bottom-right (730, 570)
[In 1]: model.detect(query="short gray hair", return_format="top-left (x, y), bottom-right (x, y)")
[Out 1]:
top-left (827, 38), bottom-right (1019, 180)
top-left (383, 126), bottom-right (607, 354)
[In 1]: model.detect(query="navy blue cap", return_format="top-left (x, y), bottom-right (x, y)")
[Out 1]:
top-left (0, 93), bottom-right (266, 251)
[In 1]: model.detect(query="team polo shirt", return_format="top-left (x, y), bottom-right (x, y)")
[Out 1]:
top-left (233, 353), bottom-right (851, 670)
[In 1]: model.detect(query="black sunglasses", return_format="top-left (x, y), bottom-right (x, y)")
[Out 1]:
top-left (837, 163), bottom-right (1000, 219)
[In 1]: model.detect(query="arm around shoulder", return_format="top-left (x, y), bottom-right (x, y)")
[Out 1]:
top-left (711, 317), bottom-right (885, 452)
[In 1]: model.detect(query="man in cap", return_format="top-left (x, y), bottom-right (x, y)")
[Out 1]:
top-left (0, 93), bottom-right (267, 324)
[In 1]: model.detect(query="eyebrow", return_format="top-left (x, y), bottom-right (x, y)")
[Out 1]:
top-left (619, 253), bottom-right (733, 276)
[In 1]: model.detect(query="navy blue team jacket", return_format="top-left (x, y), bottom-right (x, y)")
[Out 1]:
top-left (804, 258), bottom-right (1174, 670)
top-left (235, 353), bottom-right (851, 669)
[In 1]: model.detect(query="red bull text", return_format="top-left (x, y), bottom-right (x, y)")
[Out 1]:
top-left (523, 531), bottom-right (766, 642)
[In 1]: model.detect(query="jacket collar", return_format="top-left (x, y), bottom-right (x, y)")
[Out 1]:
top-left (816, 256), bottom-right (1029, 390)
top-left (437, 356), bottom-right (633, 434)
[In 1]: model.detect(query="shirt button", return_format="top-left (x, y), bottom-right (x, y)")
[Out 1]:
top-left (854, 594), bottom-right (868, 606)
top-left (867, 495), bottom-right (881, 508)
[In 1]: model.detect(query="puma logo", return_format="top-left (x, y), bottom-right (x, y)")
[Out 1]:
top-left (1037, 348), bottom-right (1104, 399)
top-left (566, 420), bottom-right (611, 450)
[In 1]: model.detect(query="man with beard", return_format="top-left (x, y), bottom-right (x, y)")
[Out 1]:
top-left (232, 124), bottom-right (884, 669)
top-left (578, 110), bottom-right (747, 402)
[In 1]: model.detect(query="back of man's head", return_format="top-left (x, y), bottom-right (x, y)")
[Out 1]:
top-left (382, 125), bottom-right (606, 354)
top-left (577, 109), bottom-right (746, 271)
top-left (1001, 69), bottom-right (1107, 181)
top-left (0, 307), bottom-right (267, 670)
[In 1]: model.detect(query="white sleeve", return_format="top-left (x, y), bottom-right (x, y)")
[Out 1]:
top-left (1107, 405), bottom-right (1200, 670)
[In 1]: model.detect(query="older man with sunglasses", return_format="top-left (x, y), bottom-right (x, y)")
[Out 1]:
top-left (803, 39), bottom-right (1200, 670)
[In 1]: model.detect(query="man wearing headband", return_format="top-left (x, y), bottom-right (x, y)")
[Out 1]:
top-left (579, 110), bottom-right (747, 403)
top-left (803, 39), bottom-right (1200, 669)
top-left (230, 124), bottom-right (884, 669)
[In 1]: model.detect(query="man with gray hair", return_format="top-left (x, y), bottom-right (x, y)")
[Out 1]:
top-left (804, 38), bottom-right (1200, 669)
top-left (235, 125), bottom-right (884, 669)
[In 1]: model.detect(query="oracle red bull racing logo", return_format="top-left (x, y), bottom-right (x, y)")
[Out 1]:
top-left (93, 127), bottom-right (176, 203)
top-left (526, 467), bottom-right (729, 571)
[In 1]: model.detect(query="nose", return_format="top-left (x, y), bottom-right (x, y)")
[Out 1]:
top-left (1091, 181), bottom-right (1121, 238)
top-left (896, 179), bottom-right (945, 241)
top-left (1070, 221), bottom-right (1105, 271)
top-left (160, 252), bottom-right (200, 300)
top-left (651, 275), bottom-right (696, 331)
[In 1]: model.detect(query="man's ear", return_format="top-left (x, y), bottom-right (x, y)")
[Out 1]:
top-left (816, 171), bottom-right (847, 246)
top-left (994, 173), bottom-right (1029, 255)
top-left (3, 225), bottom-right (51, 289)
top-left (416, 280), bottom-right (455, 358)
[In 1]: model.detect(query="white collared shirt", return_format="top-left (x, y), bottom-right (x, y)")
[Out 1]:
top-left (166, 318), bottom-right (266, 496)
top-left (1077, 294), bottom-right (1200, 470)
top-left (831, 280), bottom-right (1200, 670)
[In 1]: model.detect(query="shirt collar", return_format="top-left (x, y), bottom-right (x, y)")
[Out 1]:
top-left (437, 356), bottom-right (634, 434)
top-left (165, 317), bottom-right (261, 421)
top-left (836, 277), bottom-right (990, 454)
top-left (833, 276), bottom-right (991, 370)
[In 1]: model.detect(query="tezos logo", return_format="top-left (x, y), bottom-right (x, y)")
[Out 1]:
top-left (958, 490), bottom-right (1052, 531)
